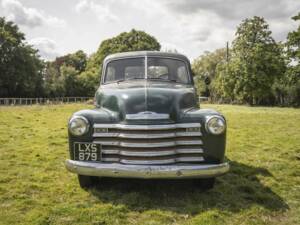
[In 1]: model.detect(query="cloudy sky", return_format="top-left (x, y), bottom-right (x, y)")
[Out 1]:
top-left (1, 0), bottom-right (299, 60)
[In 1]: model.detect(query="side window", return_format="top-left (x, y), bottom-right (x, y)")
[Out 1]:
top-left (177, 66), bottom-right (189, 84)
top-left (105, 67), bottom-right (116, 82)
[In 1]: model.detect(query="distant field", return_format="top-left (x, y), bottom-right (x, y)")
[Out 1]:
top-left (0, 104), bottom-right (299, 225)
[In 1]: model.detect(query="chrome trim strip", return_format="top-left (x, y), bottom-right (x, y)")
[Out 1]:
top-left (145, 55), bottom-right (148, 79)
top-left (93, 131), bottom-right (202, 138)
top-left (65, 160), bottom-right (230, 179)
top-left (93, 140), bottom-right (203, 148)
top-left (101, 148), bottom-right (203, 157)
top-left (101, 158), bottom-right (119, 162)
top-left (118, 157), bottom-right (204, 165)
top-left (125, 112), bottom-right (170, 120)
top-left (93, 123), bottom-right (201, 130)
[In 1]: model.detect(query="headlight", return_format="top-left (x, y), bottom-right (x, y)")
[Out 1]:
top-left (68, 116), bottom-right (89, 136)
top-left (205, 115), bottom-right (226, 135)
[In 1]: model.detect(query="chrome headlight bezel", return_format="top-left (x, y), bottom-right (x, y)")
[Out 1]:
top-left (68, 116), bottom-right (90, 136)
top-left (205, 115), bottom-right (226, 135)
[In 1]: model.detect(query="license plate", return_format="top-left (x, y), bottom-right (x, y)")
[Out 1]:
top-left (73, 142), bottom-right (101, 161)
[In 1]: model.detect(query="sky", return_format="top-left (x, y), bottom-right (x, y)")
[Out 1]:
top-left (0, 0), bottom-right (299, 61)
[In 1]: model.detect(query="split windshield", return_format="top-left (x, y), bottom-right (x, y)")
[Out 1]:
top-left (104, 57), bottom-right (190, 84)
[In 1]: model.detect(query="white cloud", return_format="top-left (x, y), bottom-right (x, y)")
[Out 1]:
top-left (269, 19), bottom-right (298, 41)
top-left (1, 0), bottom-right (66, 28)
top-left (28, 37), bottom-right (60, 60)
top-left (162, 0), bottom-right (298, 20)
top-left (75, 0), bottom-right (89, 12)
top-left (1, 0), bottom-right (298, 61)
top-left (156, 0), bottom-right (300, 58)
top-left (75, 0), bottom-right (119, 22)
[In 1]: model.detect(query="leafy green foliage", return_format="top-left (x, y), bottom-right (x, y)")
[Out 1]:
top-left (85, 29), bottom-right (161, 84)
top-left (217, 16), bottom-right (285, 105)
top-left (1, 14), bottom-right (299, 106)
top-left (192, 48), bottom-right (227, 98)
top-left (77, 69), bottom-right (99, 96)
top-left (286, 13), bottom-right (300, 61)
top-left (43, 29), bottom-right (161, 97)
top-left (282, 12), bottom-right (300, 106)
top-left (43, 50), bottom-right (88, 97)
top-left (0, 17), bottom-right (44, 97)
top-left (94, 29), bottom-right (161, 69)
top-left (0, 104), bottom-right (299, 224)
top-left (193, 16), bottom-right (295, 106)
top-left (1, 20), bottom-right (161, 97)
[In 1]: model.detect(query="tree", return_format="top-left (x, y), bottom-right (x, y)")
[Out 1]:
top-left (77, 70), bottom-right (99, 96)
top-left (217, 16), bottom-right (285, 105)
top-left (62, 50), bottom-right (87, 73)
top-left (43, 61), bottom-right (64, 97)
top-left (93, 29), bottom-right (161, 70)
top-left (192, 48), bottom-right (227, 97)
top-left (43, 30), bottom-right (161, 97)
top-left (83, 29), bottom-right (161, 92)
top-left (283, 12), bottom-right (300, 106)
top-left (43, 50), bottom-right (88, 97)
top-left (0, 17), bottom-right (44, 97)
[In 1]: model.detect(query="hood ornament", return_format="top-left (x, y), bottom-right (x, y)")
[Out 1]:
top-left (126, 111), bottom-right (170, 120)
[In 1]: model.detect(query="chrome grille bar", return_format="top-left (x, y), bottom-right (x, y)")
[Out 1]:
top-left (101, 157), bottom-right (204, 165)
top-left (94, 123), bottom-right (201, 130)
top-left (101, 148), bottom-right (203, 157)
top-left (93, 131), bottom-right (202, 139)
top-left (93, 140), bottom-right (202, 148)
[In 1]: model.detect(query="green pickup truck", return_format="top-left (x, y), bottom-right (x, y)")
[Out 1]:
top-left (66, 51), bottom-right (229, 189)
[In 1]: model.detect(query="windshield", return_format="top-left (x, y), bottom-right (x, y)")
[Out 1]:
top-left (104, 57), bottom-right (190, 84)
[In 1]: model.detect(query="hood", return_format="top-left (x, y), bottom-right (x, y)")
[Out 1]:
top-left (95, 80), bottom-right (197, 122)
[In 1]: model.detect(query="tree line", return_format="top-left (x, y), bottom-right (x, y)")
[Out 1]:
top-left (192, 14), bottom-right (300, 106)
top-left (0, 17), bottom-right (160, 98)
top-left (1, 14), bottom-right (299, 106)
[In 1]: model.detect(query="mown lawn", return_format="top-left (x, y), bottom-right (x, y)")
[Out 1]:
top-left (0, 104), bottom-right (299, 225)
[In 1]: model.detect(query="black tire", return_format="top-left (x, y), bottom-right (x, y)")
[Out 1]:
top-left (196, 178), bottom-right (216, 190)
top-left (78, 175), bottom-right (95, 189)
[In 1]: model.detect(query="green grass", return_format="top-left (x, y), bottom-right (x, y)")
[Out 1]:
top-left (0, 104), bottom-right (299, 225)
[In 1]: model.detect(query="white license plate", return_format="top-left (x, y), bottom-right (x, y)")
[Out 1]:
top-left (73, 142), bottom-right (101, 161)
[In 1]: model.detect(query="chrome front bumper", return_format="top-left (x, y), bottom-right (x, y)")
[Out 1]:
top-left (65, 160), bottom-right (230, 179)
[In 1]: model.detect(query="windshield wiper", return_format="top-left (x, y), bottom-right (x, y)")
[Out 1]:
top-left (147, 77), bottom-right (179, 83)
top-left (115, 77), bottom-right (144, 84)
top-left (126, 77), bottom-right (144, 80)
top-left (115, 79), bottom-right (125, 83)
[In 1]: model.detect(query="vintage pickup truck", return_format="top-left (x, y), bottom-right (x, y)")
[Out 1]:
top-left (66, 51), bottom-right (229, 189)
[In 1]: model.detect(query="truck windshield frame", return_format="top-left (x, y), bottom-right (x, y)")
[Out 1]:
top-left (103, 56), bottom-right (192, 84)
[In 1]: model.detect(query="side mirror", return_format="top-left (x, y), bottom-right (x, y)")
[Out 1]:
top-left (204, 76), bottom-right (211, 85)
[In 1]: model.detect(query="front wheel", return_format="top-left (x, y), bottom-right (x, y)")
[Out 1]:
top-left (195, 178), bottom-right (215, 190)
top-left (77, 175), bottom-right (95, 189)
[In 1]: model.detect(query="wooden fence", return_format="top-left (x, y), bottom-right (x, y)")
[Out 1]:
top-left (199, 96), bottom-right (209, 102)
top-left (0, 96), bottom-right (209, 106)
top-left (0, 97), bottom-right (93, 106)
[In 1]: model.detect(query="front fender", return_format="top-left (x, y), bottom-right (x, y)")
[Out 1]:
top-left (68, 108), bottom-right (112, 158)
top-left (180, 108), bottom-right (227, 163)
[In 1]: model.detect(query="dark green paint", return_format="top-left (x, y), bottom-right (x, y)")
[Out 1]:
top-left (69, 51), bottom-right (226, 164)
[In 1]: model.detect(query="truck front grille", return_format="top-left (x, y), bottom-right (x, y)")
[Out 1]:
top-left (93, 123), bottom-right (203, 165)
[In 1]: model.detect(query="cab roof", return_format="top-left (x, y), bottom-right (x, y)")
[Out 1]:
top-left (103, 51), bottom-right (190, 64)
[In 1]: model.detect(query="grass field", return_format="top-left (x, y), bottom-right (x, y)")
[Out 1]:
top-left (0, 104), bottom-right (299, 225)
